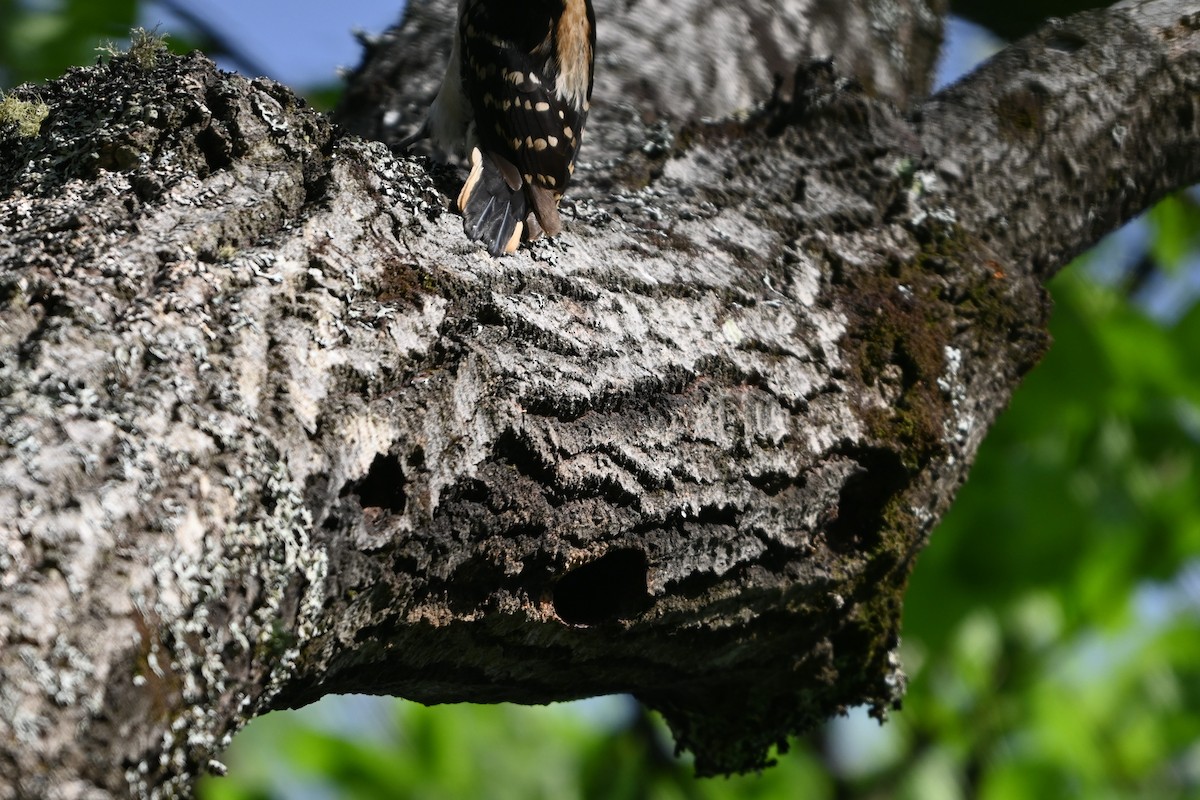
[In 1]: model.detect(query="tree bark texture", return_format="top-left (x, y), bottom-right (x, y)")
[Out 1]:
top-left (1, 1), bottom-right (1198, 797)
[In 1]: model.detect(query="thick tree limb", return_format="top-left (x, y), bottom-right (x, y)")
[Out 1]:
top-left (922, 0), bottom-right (1200, 279)
top-left (1, 1), bottom-right (1198, 797)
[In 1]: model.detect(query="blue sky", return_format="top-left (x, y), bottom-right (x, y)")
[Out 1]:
top-left (140, 0), bottom-right (408, 86)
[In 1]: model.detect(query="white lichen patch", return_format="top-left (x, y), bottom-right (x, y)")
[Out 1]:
top-left (937, 344), bottom-right (975, 454)
top-left (126, 455), bottom-right (329, 799)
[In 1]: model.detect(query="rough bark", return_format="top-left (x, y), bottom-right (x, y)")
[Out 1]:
top-left (1, 1), bottom-right (1198, 797)
top-left (335, 0), bottom-right (949, 150)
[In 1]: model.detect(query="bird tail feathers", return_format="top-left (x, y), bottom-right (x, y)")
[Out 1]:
top-left (458, 148), bottom-right (526, 257)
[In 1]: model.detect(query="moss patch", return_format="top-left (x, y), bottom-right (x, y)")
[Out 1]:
top-left (0, 95), bottom-right (50, 138)
top-left (97, 26), bottom-right (172, 70)
top-left (995, 86), bottom-right (1046, 141)
top-left (844, 261), bottom-right (950, 472)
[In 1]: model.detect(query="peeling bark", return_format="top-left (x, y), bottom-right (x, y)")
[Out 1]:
top-left (2, 1), bottom-right (1199, 797)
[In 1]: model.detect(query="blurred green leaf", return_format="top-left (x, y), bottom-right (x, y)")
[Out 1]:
top-left (1, 0), bottom-right (138, 87)
top-left (1147, 194), bottom-right (1200, 273)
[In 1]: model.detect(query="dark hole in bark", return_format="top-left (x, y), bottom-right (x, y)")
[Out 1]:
top-left (826, 448), bottom-right (907, 553)
top-left (553, 549), bottom-right (651, 626)
top-left (340, 452), bottom-right (406, 513)
top-left (493, 428), bottom-right (556, 484)
top-left (1046, 31), bottom-right (1088, 53)
top-left (793, 176), bottom-right (808, 203)
top-left (195, 125), bottom-right (233, 173)
top-left (1178, 101), bottom-right (1195, 131)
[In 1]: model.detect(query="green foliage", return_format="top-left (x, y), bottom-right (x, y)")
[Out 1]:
top-left (907, 266), bottom-right (1200, 643)
top-left (1147, 194), bottom-right (1200, 273)
top-left (0, 0), bottom-right (138, 88)
top-left (897, 263), bottom-right (1200, 799)
top-left (199, 700), bottom-right (832, 800)
top-left (0, 2), bottom-right (340, 104)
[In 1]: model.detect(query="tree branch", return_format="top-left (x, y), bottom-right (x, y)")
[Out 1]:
top-left (2, 2), bottom-right (1199, 797)
top-left (921, 0), bottom-right (1200, 279)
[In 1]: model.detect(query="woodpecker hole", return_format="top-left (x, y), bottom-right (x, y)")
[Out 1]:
top-left (826, 448), bottom-right (906, 553)
top-left (341, 452), bottom-right (407, 513)
top-left (552, 549), bottom-right (651, 626)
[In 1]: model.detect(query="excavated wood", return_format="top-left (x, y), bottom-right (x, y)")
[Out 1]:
top-left (1, 1), bottom-right (1199, 796)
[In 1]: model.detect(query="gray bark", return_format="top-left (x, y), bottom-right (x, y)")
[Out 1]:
top-left (1, 1), bottom-right (1198, 797)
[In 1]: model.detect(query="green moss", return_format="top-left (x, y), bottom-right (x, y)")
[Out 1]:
top-left (98, 26), bottom-right (171, 69)
top-left (824, 213), bottom-right (1054, 736)
top-left (371, 258), bottom-right (429, 307)
top-left (850, 218), bottom-right (1042, 474)
top-left (130, 27), bottom-right (171, 68)
top-left (848, 258), bottom-right (949, 474)
top-left (995, 87), bottom-right (1045, 141)
top-left (262, 621), bottom-right (299, 661)
top-left (840, 216), bottom-right (1053, 607)
top-left (0, 95), bottom-right (50, 138)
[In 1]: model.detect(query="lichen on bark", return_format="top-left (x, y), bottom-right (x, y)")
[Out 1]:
top-left (2, 1), bottom-right (1200, 796)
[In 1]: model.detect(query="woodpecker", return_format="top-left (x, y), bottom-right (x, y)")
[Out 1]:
top-left (401, 0), bottom-right (596, 257)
